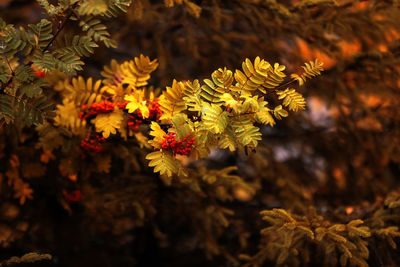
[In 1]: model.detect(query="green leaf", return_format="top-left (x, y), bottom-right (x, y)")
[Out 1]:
top-left (0, 19), bottom-right (27, 56)
top-left (79, 17), bottom-right (116, 48)
top-left (28, 19), bottom-right (53, 49)
top-left (55, 35), bottom-right (98, 57)
top-left (102, 0), bottom-right (132, 17)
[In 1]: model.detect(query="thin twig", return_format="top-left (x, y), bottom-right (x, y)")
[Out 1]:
top-left (3, 53), bottom-right (14, 76)
top-left (41, 3), bottom-right (78, 54)
top-left (273, 78), bottom-right (297, 92)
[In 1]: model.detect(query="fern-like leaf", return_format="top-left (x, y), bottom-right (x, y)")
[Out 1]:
top-left (200, 78), bottom-right (224, 105)
top-left (78, 17), bottom-right (116, 48)
top-left (183, 79), bottom-right (202, 113)
top-left (231, 117), bottom-right (262, 147)
top-left (55, 35), bottom-right (98, 57)
top-left (171, 113), bottom-right (192, 140)
top-left (273, 105), bottom-right (289, 120)
top-left (32, 50), bottom-right (84, 75)
top-left (218, 125), bottom-right (237, 151)
top-left (27, 19), bottom-right (53, 49)
top-left (120, 55), bottom-right (159, 87)
top-left (56, 76), bottom-right (105, 105)
top-left (124, 90), bottom-right (149, 117)
top-left (256, 106), bottom-right (275, 126)
top-left (234, 57), bottom-right (269, 93)
top-left (102, 0), bottom-right (132, 17)
top-left (201, 104), bottom-right (229, 134)
top-left (0, 94), bottom-right (54, 125)
top-left (277, 88), bottom-right (306, 112)
top-left (146, 150), bottom-right (180, 177)
top-left (0, 19), bottom-right (27, 56)
top-left (159, 79), bottom-right (186, 121)
top-left (263, 62), bottom-right (286, 89)
top-left (291, 59), bottom-right (324, 86)
top-left (212, 67), bottom-right (234, 90)
top-left (148, 122), bottom-right (167, 149)
top-left (101, 55), bottom-right (158, 88)
top-left (77, 0), bottom-right (108, 15)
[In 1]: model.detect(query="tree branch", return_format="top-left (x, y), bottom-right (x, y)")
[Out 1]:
top-left (0, 2), bottom-right (79, 92)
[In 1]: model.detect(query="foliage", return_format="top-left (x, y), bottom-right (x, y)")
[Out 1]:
top-left (1, 0), bottom-right (400, 266)
top-left (241, 191), bottom-right (400, 267)
top-left (0, 0), bottom-right (131, 125)
top-left (41, 54), bottom-right (322, 178)
top-left (0, 252), bottom-right (52, 266)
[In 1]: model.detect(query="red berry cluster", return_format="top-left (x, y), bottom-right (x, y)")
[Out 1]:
top-left (148, 100), bottom-right (162, 121)
top-left (78, 99), bottom-right (162, 132)
top-left (160, 132), bottom-right (195, 156)
top-left (79, 101), bottom-right (119, 120)
top-left (80, 135), bottom-right (106, 153)
top-left (117, 101), bottom-right (128, 109)
top-left (63, 190), bottom-right (82, 203)
top-left (127, 112), bottom-right (143, 130)
top-left (127, 100), bottom-right (162, 131)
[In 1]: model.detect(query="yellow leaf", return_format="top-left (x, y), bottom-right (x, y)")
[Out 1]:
top-left (124, 94), bottom-right (140, 112)
top-left (184, 0), bottom-right (201, 18)
top-left (55, 100), bottom-right (80, 128)
top-left (93, 109), bottom-right (124, 138)
top-left (134, 132), bottom-right (151, 149)
top-left (221, 93), bottom-right (240, 112)
top-left (273, 105), bottom-right (289, 120)
top-left (172, 113), bottom-right (192, 140)
top-left (146, 150), bottom-right (180, 177)
top-left (148, 122), bottom-right (167, 148)
top-left (124, 91), bottom-right (150, 118)
top-left (256, 107), bottom-right (275, 126)
top-left (159, 80), bottom-right (186, 121)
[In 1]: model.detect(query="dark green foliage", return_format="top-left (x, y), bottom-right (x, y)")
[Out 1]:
top-left (0, 94), bottom-right (54, 125)
top-left (0, 0), bottom-right (132, 128)
top-left (78, 17), bottom-right (116, 48)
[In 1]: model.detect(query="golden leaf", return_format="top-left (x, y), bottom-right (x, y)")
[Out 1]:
top-left (93, 109), bottom-right (124, 138)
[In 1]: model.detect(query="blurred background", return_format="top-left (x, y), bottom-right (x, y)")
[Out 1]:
top-left (0, 0), bottom-right (400, 266)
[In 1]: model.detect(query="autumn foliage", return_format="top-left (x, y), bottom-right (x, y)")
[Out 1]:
top-left (1, 1), bottom-right (400, 267)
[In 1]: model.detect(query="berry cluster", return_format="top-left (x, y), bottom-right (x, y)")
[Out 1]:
top-left (80, 135), bottom-right (106, 153)
top-left (160, 132), bottom-right (195, 156)
top-left (127, 100), bottom-right (162, 131)
top-left (79, 101), bottom-right (119, 120)
top-left (78, 99), bottom-right (162, 133)
top-left (148, 100), bottom-right (162, 121)
top-left (63, 190), bottom-right (82, 203)
top-left (127, 112), bottom-right (143, 130)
